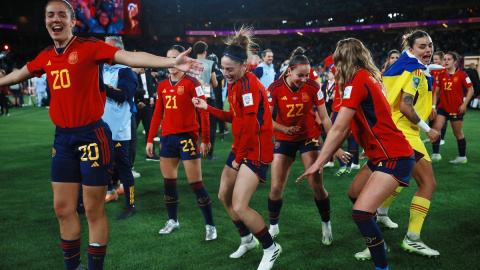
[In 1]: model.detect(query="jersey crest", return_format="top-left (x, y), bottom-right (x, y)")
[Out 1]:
top-left (302, 92), bottom-right (310, 102)
top-left (68, 51), bottom-right (78, 65)
top-left (177, 86), bottom-right (184, 95)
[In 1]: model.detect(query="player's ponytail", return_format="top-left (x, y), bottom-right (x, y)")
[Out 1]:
top-left (281, 47), bottom-right (310, 77)
top-left (223, 25), bottom-right (256, 64)
top-left (402, 29), bottom-right (430, 51)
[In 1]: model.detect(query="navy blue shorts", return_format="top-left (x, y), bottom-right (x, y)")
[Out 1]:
top-left (366, 155), bottom-right (415, 187)
top-left (160, 133), bottom-right (201, 160)
top-left (225, 152), bottom-right (270, 183)
top-left (273, 138), bottom-right (322, 160)
top-left (52, 119), bottom-right (113, 186)
top-left (437, 107), bottom-right (464, 121)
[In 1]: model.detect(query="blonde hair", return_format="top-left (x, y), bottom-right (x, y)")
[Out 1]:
top-left (223, 25), bottom-right (257, 63)
top-left (333, 38), bottom-right (386, 99)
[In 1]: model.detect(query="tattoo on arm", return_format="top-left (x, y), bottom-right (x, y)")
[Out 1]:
top-left (402, 95), bottom-right (421, 124)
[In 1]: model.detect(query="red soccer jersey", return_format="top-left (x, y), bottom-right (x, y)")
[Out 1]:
top-left (268, 77), bottom-right (324, 141)
top-left (339, 69), bottom-right (413, 164)
top-left (27, 36), bottom-right (120, 128)
top-left (431, 69), bottom-right (445, 94)
top-left (437, 70), bottom-right (473, 113)
top-left (148, 74), bottom-right (210, 143)
top-left (309, 68), bottom-right (319, 81)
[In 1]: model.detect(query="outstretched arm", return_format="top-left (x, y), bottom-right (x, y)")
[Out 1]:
top-left (0, 65), bottom-right (34, 86)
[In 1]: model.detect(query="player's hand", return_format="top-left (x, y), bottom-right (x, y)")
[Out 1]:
top-left (429, 108), bottom-right (437, 120)
top-left (335, 150), bottom-right (351, 164)
top-left (192, 97), bottom-right (208, 110)
top-left (200, 143), bottom-right (211, 158)
top-left (426, 128), bottom-right (439, 142)
top-left (137, 102), bottom-right (146, 109)
top-left (174, 47), bottom-right (204, 75)
top-left (458, 104), bottom-right (467, 115)
top-left (297, 161), bottom-right (323, 182)
top-left (282, 126), bottom-right (300, 135)
top-left (146, 142), bottom-right (154, 157)
top-left (232, 160), bottom-right (240, 170)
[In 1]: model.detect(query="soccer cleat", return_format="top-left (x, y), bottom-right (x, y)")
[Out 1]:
top-left (205, 225), bottom-right (217, 241)
top-left (230, 235), bottom-right (259, 258)
top-left (430, 153), bottom-right (442, 163)
top-left (153, 136), bottom-right (160, 142)
top-left (75, 264), bottom-right (87, 270)
top-left (377, 214), bottom-right (398, 229)
top-left (440, 139), bottom-right (445, 145)
top-left (355, 242), bottom-right (390, 260)
top-left (205, 155), bottom-right (220, 162)
top-left (334, 167), bottom-right (347, 176)
top-left (159, 219), bottom-right (180, 234)
top-left (350, 163), bottom-right (361, 170)
top-left (269, 224), bottom-right (280, 239)
top-left (146, 154), bottom-right (160, 161)
top-left (321, 221), bottom-right (333, 245)
top-left (132, 170), bottom-right (141, 178)
top-left (323, 161), bottom-right (335, 168)
top-left (105, 189), bottom-right (118, 203)
top-left (449, 156), bottom-right (467, 164)
top-left (422, 138), bottom-right (430, 143)
top-left (257, 243), bottom-right (281, 270)
top-left (116, 206), bottom-right (136, 220)
top-left (401, 236), bottom-right (439, 257)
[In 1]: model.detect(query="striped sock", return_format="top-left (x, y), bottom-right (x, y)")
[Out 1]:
top-left (378, 186), bottom-right (403, 215)
top-left (61, 238), bottom-right (81, 270)
top-left (268, 197), bottom-right (283, 225)
top-left (164, 178), bottom-right (178, 221)
top-left (352, 210), bottom-right (388, 269)
top-left (87, 244), bottom-right (107, 270)
top-left (190, 181), bottom-right (214, 225)
top-left (232, 220), bottom-right (251, 237)
top-left (253, 226), bottom-right (274, 249)
top-left (314, 196), bottom-right (331, 223)
top-left (408, 196), bottom-right (431, 234)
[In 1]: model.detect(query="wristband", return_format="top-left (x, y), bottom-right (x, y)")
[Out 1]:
top-left (416, 119), bottom-right (431, 133)
top-left (432, 105), bottom-right (436, 109)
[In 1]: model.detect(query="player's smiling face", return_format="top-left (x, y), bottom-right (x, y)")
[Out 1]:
top-left (433, 55), bottom-right (443, 66)
top-left (221, 56), bottom-right (247, 84)
top-left (45, 1), bottom-right (75, 47)
top-left (409, 36), bottom-right (433, 65)
top-left (167, 49), bottom-right (182, 76)
top-left (287, 65), bottom-right (310, 88)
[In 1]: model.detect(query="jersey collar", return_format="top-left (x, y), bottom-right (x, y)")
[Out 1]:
top-left (169, 73), bottom-right (186, 86)
top-left (54, 36), bottom-right (77, 55)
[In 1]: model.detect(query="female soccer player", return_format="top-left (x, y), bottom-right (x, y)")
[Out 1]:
top-left (266, 47), bottom-right (347, 245)
top-left (192, 26), bottom-right (281, 270)
top-left (431, 52), bottom-right (473, 163)
top-left (0, 1), bottom-right (203, 269)
top-left (146, 44), bottom-right (217, 241)
top-left (299, 38), bottom-right (415, 270)
top-left (381, 49), bottom-right (400, 72)
top-left (380, 30), bottom-right (440, 257)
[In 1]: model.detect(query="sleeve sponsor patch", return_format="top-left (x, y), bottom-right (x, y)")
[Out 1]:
top-left (195, 86), bottom-right (204, 97)
top-left (343, 86), bottom-right (352, 99)
top-left (412, 76), bottom-right (421, 89)
top-left (267, 91), bottom-right (272, 102)
top-left (242, 93), bottom-right (254, 107)
top-left (317, 89), bottom-right (324, 100)
top-left (466, 77), bottom-right (471, 84)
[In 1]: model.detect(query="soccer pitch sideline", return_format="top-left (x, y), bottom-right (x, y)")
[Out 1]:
top-left (1, 107), bottom-right (479, 270)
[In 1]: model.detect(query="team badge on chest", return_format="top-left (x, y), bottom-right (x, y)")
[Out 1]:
top-left (453, 77), bottom-right (459, 83)
top-left (177, 86), bottom-right (184, 95)
top-left (68, 51), bottom-right (78, 64)
top-left (302, 92), bottom-right (310, 102)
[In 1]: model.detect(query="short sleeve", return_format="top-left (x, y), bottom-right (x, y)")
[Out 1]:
top-left (402, 70), bottom-right (423, 96)
top-left (190, 77), bottom-right (205, 98)
top-left (463, 73), bottom-right (473, 88)
top-left (93, 40), bottom-right (121, 65)
top-left (312, 84), bottom-right (325, 106)
top-left (26, 51), bottom-right (47, 78)
top-left (340, 80), bottom-right (367, 110)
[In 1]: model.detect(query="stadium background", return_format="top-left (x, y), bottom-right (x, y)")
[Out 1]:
top-left (1, 1), bottom-right (480, 269)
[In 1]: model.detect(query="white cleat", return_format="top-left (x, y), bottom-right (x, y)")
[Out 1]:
top-left (205, 225), bottom-right (217, 241)
top-left (440, 139), bottom-right (445, 145)
top-left (269, 224), bottom-right (279, 239)
top-left (350, 163), bottom-right (361, 170)
top-left (449, 156), bottom-right (467, 164)
top-left (377, 214), bottom-right (398, 229)
top-left (430, 153), bottom-right (442, 163)
top-left (321, 221), bottom-right (333, 245)
top-left (355, 242), bottom-right (390, 260)
top-left (158, 219), bottom-right (180, 235)
top-left (323, 161), bottom-right (335, 168)
top-left (402, 236), bottom-right (440, 257)
top-left (257, 243), bottom-right (281, 270)
top-left (230, 235), bottom-right (259, 258)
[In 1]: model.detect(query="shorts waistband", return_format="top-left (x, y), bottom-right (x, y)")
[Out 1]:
top-left (55, 119), bottom-right (107, 134)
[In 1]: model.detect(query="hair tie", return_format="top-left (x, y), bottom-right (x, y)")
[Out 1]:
top-left (288, 63), bottom-right (310, 69)
top-left (223, 53), bottom-right (247, 62)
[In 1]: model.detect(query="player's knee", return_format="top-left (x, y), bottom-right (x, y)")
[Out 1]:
top-left (231, 202), bottom-right (247, 218)
top-left (54, 204), bottom-right (75, 220)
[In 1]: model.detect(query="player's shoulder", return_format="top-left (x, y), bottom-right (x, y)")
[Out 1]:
top-left (268, 77), bottom-right (285, 93)
top-left (183, 74), bottom-right (200, 86)
top-left (304, 78), bottom-right (320, 90)
top-left (75, 36), bottom-right (102, 44)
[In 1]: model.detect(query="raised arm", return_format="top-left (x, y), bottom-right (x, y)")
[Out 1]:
top-left (0, 65), bottom-right (34, 86)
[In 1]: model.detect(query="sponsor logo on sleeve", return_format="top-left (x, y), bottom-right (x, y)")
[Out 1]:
top-left (242, 93), bottom-right (254, 107)
top-left (343, 86), bottom-right (352, 99)
top-left (195, 86), bottom-right (204, 97)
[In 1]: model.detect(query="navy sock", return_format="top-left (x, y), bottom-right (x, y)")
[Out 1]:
top-left (87, 244), bottom-right (107, 270)
top-left (315, 196), bottom-right (331, 222)
top-left (232, 220), bottom-right (251, 237)
top-left (62, 238), bottom-right (81, 270)
top-left (432, 137), bottom-right (441, 154)
top-left (268, 197), bottom-right (283, 225)
top-left (352, 210), bottom-right (388, 269)
top-left (254, 226), bottom-right (274, 249)
top-left (164, 178), bottom-right (178, 221)
top-left (347, 134), bottom-right (359, 165)
top-left (441, 122), bottom-right (448, 140)
top-left (190, 181), bottom-right (214, 225)
top-left (457, 138), bottom-right (466, 157)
